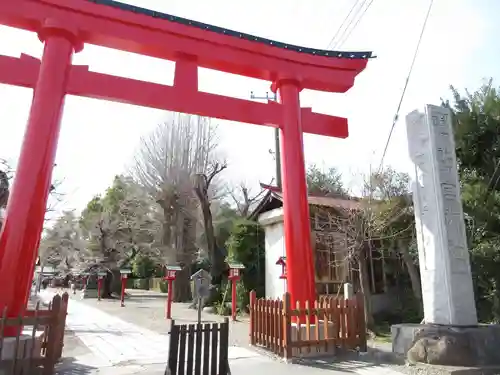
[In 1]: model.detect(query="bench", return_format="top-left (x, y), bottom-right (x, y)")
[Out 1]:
top-left (166, 318), bottom-right (231, 375)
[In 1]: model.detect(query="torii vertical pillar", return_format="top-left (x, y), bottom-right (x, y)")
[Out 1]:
top-left (277, 78), bottom-right (316, 319)
top-left (0, 20), bottom-right (82, 336)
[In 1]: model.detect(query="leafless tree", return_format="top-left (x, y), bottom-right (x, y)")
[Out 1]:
top-left (0, 159), bottom-right (11, 205)
top-left (194, 161), bottom-right (227, 283)
top-left (315, 167), bottom-right (418, 328)
top-left (131, 113), bottom-right (219, 301)
top-left (364, 168), bottom-right (421, 311)
top-left (319, 203), bottom-right (376, 328)
top-left (39, 210), bottom-right (88, 272)
top-left (44, 179), bottom-right (68, 223)
top-left (0, 159), bottom-right (12, 230)
top-left (0, 159), bottom-right (66, 225)
top-left (229, 182), bottom-right (269, 218)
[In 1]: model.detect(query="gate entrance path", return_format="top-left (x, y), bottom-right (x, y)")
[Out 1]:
top-left (38, 290), bottom-right (261, 372)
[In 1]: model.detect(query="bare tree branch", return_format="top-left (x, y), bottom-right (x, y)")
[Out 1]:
top-left (229, 180), bottom-right (271, 217)
top-left (193, 160), bottom-right (227, 282)
top-left (129, 113), bottom-right (221, 301)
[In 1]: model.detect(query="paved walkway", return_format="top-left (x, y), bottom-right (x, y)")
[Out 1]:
top-left (39, 290), bottom-right (404, 375)
top-left (73, 288), bottom-right (251, 347)
top-left (39, 290), bottom-right (262, 371)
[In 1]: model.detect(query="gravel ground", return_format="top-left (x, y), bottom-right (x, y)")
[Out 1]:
top-left (67, 289), bottom-right (500, 374)
top-left (391, 364), bottom-right (500, 375)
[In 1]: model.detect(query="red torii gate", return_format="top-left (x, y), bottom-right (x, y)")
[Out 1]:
top-left (0, 0), bottom-right (371, 332)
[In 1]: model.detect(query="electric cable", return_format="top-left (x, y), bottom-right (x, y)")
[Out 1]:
top-left (332, 0), bottom-right (369, 50)
top-left (336, 0), bottom-right (376, 49)
top-left (377, 0), bottom-right (434, 173)
top-left (326, 0), bottom-right (364, 49)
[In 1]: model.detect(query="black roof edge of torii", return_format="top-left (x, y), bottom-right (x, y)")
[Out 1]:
top-left (86, 0), bottom-right (375, 60)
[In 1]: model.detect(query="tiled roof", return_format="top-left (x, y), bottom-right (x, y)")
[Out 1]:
top-left (249, 186), bottom-right (362, 219)
top-left (271, 192), bottom-right (361, 210)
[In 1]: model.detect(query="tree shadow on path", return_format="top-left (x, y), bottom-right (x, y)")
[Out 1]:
top-left (55, 357), bottom-right (98, 375)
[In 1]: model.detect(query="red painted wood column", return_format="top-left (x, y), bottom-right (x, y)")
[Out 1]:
top-left (0, 20), bottom-right (82, 335)
top-left (277, 78), bottom-right (316, 322)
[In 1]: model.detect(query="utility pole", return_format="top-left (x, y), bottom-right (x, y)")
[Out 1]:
top-left (250, 91), bottom-right (282, 189)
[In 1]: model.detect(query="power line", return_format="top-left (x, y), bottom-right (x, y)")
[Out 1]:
top-left (249, 91), bottom-right (282, 189)
top-left (332, 0), bottom-right (369, 50)
top-left (377, 0), bottom-right (434, 173)
top-left (336, 0), bottom-right (376, 49)
top-left (326, 0), bottom-right (364, 49)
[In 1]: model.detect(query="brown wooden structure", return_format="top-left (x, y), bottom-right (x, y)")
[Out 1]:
top-left (167, 318), bottom-right (230, 375)
top-left (0, 293), bottom-right (69, 375)
top-left (249, 290), bottom-right (366, 359)
top-left (251, 191), bottom-right (388, 298)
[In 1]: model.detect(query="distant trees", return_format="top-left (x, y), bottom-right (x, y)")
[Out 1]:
top-left (0, 160), bottom-right (10, 231)
top-left (306, 164), bottom-right (346, 196)
top-left (38, 210), bottom-right (87, 272)
top-left (80, 176), bottom-right (162, 268)
top-left (229, 183), bottom-right (268, 218)
top-left (37, 175), bottom-right (163, 297)
top-left (16, 80), bottom-right (500, 326)
top-left (131, 114), bottom-right (222, 301)
top-left (0, 159), bottom-right (10, 210)
top-left (443, 80), bottom-right (500, 322)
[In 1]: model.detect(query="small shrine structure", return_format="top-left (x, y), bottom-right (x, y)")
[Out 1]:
top-left (251, 188), bottom-right (397, 314)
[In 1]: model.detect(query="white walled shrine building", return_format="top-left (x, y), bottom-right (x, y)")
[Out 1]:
top-left (250, 189), bottom-right (399, 314)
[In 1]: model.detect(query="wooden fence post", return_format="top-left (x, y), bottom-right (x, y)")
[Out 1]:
top-left (42, 295), bottom-right (61, 375)
top-left (356, 293), bottom-right (367, 352)
top-left (282, 292), bottom-right (292, 360)
top-left (249, 291), bottom-right (256, 346)
top-left (55, 293), bottom-right (69, 359)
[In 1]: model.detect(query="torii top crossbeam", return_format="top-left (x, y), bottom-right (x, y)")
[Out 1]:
top-left (0, 0), bottom-right (372, 332)
top-left (0, 0), bottom-right (373, 138)
top-left (1, 0), bottom-right (371, 91)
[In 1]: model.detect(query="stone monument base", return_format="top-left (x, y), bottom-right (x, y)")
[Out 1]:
top-left (290, 321), bottom-right (336, 358)
top-left (392, 323), bottom-right (500, 367)
top-left (1, 332), bottom-right (44, 359)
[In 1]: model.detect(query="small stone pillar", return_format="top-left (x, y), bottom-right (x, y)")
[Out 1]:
top-left (343, 283), bottom-right (354, 299)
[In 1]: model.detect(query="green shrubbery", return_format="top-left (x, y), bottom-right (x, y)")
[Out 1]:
top-left (226, 220), bottom-right (265, 312)
top-left (159, 280), bottom-right (169, 293)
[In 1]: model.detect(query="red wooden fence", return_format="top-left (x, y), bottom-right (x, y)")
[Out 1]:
top-left (0, 293), bottom-right (69, 374)
top-left (249, 291), bottom-right (366, 359)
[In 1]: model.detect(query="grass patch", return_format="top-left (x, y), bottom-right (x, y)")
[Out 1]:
top-left (372, 321), bottom-right (392, 343)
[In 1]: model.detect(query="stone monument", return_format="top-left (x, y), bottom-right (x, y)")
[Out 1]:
top-left (391, 104), bottom-right (500, 367)
top-left (407, 104), bottom-right (477, 326)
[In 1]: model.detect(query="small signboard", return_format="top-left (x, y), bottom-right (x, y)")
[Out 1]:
top-left (120, 269), bottom-right (131, 279)
top-left (166, 265), bottom-right (183, 279)
top-left (191, 269), bottom-right (211, 298)
top-left (191, 269), bottom-right (212, 323)
top-left (227, 262), bottom-right (245, 269)
top-left (228, 262), bottom-right (245, 278)
top-left (166, 265), bottom-right (183, 271)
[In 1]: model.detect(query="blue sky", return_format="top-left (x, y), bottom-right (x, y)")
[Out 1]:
top-left (0, 0), bottom-right (495, 216)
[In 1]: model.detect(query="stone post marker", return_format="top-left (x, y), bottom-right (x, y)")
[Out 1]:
top-left (406, 104), bottom-right (477, 326)
top-left (391, 105), bottom-right (500, 367)
top-left (343, 283), bottom-right (354, 299)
